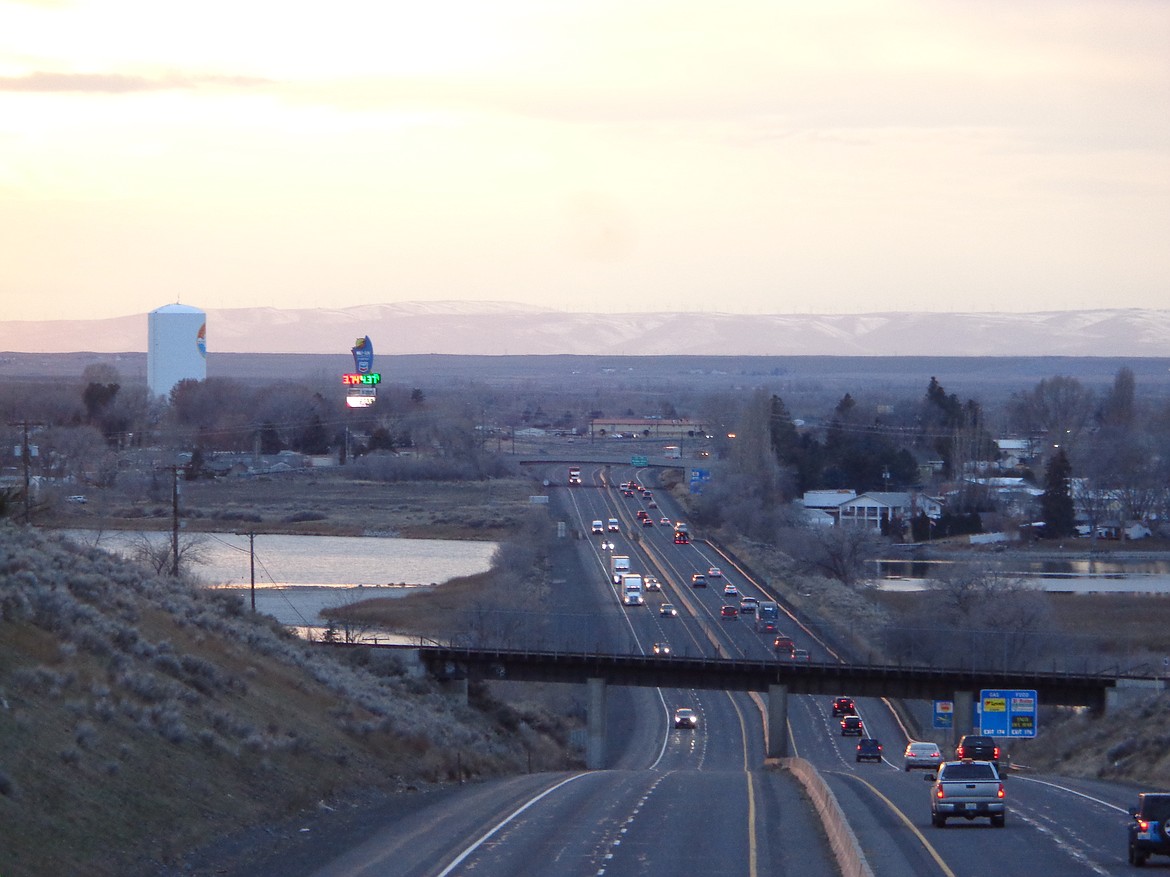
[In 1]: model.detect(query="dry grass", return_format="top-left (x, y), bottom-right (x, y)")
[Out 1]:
top-left (41, 470), bottom-right (536, 540)
top-left (0, 521), bottom-right (576, 877)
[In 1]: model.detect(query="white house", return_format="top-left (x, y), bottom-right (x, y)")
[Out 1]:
top-left (837, 492), bottom-right (914, 530)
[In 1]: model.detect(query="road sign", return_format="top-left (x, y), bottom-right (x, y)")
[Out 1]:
top-left (979, 688), bottom-right (1037, 738)
top-left (631, 455), bottom-right (649, 468)
top-left (932, 700), bottom-right (954, 729)
top-left (688, 467), bottom-right (710, 495)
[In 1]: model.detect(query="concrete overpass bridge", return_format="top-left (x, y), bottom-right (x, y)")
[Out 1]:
top-left (324, 643), bottom-right (1159, 768)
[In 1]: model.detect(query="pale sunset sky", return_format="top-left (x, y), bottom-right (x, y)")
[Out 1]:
top-left (2, 0), bottom-right (1168, 322)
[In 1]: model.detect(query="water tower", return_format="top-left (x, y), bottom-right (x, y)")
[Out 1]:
top-left (147, 303), bottom-right (207, 398)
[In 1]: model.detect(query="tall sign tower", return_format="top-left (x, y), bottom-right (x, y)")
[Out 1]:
top-left (343, 335), bottom-right (379, 408)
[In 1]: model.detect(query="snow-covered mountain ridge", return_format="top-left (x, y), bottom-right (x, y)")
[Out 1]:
top-left (2, 303), bottom-right (1168, 357)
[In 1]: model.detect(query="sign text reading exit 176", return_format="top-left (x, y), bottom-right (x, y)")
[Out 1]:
top-left (342, 373), bottom-right (381, 386)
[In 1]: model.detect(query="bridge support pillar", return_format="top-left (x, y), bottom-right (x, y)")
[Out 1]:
top-left (586, 677), bottom-right (607, 770)
top-left (767, 684), bottom-right (788, 758)
top-left (953, 690), bottom-right (974, 745)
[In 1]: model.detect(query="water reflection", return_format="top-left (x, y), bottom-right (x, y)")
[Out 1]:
top-left (872, 554), bottom-right (1170, 593)
top-left (63, 530), bottom-right (496, 631)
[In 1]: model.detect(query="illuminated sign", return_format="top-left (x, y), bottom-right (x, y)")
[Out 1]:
top-left (342, 373), bottom-right (381, 386)
top-left (346, 387), bottom-right (378, 408)
top-left (352, 336), bottom-right (374, 374)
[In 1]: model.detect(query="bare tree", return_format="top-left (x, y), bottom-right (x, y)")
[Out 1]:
top-left (126, 532), bottom-right (210, 577)
top-left (884, 564), bottom-right (1054, 670)
top-left (781, 524), bottom-right (884, 585)
top-left (1007, 375), bottom-right (1096, 460)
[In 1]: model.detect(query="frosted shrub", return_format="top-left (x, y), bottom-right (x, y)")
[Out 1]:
top-left (74, 720), bottom-right (98, 749)
top-left (90, 697), bottom-right (116, 723)
top-left (67, 572), bottom-right (110, 601)
top-left (0, 587), bottom-right (31, 622)
top-left (148, 704), bottom-right (189, 745)
top-left (115, 668), bottom-right (180, 704)
top-left (70, 625), bottom-right (113, 657)
top-left (11, 666), bottom-right (70, 698)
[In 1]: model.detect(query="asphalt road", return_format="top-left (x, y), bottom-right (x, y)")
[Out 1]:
top-left (189, 461), bottom-right (1151, 876)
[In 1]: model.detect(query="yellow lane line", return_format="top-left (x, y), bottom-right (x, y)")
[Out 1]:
top-left (726, 692), bottom-right (759, 877)
top-left (836, 772), bottom-right (956, 877)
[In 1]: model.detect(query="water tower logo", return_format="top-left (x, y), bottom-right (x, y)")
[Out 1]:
top-left (196, 323), bottom-right (207, 358)
top-left (351, 336), bottom-right (374, 374)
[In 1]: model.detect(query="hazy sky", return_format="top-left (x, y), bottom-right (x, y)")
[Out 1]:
top-left (3, 0), bottom-right (1168, 322)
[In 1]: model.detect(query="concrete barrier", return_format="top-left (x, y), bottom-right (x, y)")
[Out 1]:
top-left (782, 757), bottom-right (874, 877)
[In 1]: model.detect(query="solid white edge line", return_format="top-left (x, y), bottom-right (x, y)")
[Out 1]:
top-left (434, 773), bottom-right (591, 877)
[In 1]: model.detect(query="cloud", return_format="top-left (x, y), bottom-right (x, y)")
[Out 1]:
top-left (0, 70), bottom-right (272, 93)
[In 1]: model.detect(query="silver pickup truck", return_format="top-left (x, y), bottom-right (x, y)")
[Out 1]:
top-left (927, 760), bottom-right (1006, 827)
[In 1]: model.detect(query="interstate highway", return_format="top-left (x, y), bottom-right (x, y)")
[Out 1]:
top-left (254, 462), bottom-right (1142, 876)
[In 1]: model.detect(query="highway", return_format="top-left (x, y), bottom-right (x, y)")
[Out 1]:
top-left (292, 461), bottom-right (1145, 876)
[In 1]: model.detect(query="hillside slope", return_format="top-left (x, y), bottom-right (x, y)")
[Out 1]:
top-left (0, 524), bottom-right (568, 876)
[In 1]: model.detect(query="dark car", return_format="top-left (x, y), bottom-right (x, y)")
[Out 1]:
top-left (691, 573), bottom-right (707, 588)
top-left (956, 734), bottom-right (1000, 769)
top-left (856, 738), bottom-right (883, 763)
top-left (832, 696), bottom-right (856, 717)
top-left (674, 707), bottom-right (699, 729)
top-left (1129, 793), bottom-right (1170, 866)
top-left (720, 604), bottom-right (738, 619)
top-left (840, 715), bottom-right (864, 736)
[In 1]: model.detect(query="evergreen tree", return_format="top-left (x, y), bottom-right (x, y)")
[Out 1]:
top-left (1040, 450), bottom-right (1076, 538)
top-left (258, 422), bottom-right (283, 455)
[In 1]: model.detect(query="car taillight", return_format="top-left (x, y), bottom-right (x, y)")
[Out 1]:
top-left (997, 783), bottom-right (1005, 799)
top-left (1138, 819), bottom-right (1150, 831)
top-left (957, 747), bottom-right (965, 757)
top-left (936, 786), bottom-right (945, 799)
top-left (993, 746), bottom-right (1000, 759)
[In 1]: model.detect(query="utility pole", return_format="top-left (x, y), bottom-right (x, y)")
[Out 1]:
top-left (8, 420), bottom-right (43, 525)
top-left (247, 531), bottom-right (256, 612)
top-left (232, 530), bottom-right (258, 611)
top-left (171, 465), bottom-right (181, 576)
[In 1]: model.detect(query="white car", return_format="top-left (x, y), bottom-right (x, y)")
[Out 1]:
top-left (659, 603), bottom-right (678, 617)
top-left (607, 518), bottom-right (620, 532)
top-left (591, 520), bottom-right (604, 534)
top-left (707, 566), bottom-right (723, 578)
top-left (722, 583), bottom-right (738, 597)
top-left (903, 741), bottom-right (943, 772)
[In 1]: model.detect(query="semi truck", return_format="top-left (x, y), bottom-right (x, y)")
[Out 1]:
top-left (620, 573), bottom-right (645, 606)
top-left (611, 555), bottom-right (631, 584)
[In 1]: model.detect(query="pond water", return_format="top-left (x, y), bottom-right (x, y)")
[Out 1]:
top-left (63, 530), bottom-right (498, 629)
top-left (872, 555), bottom-right (1170, 593)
